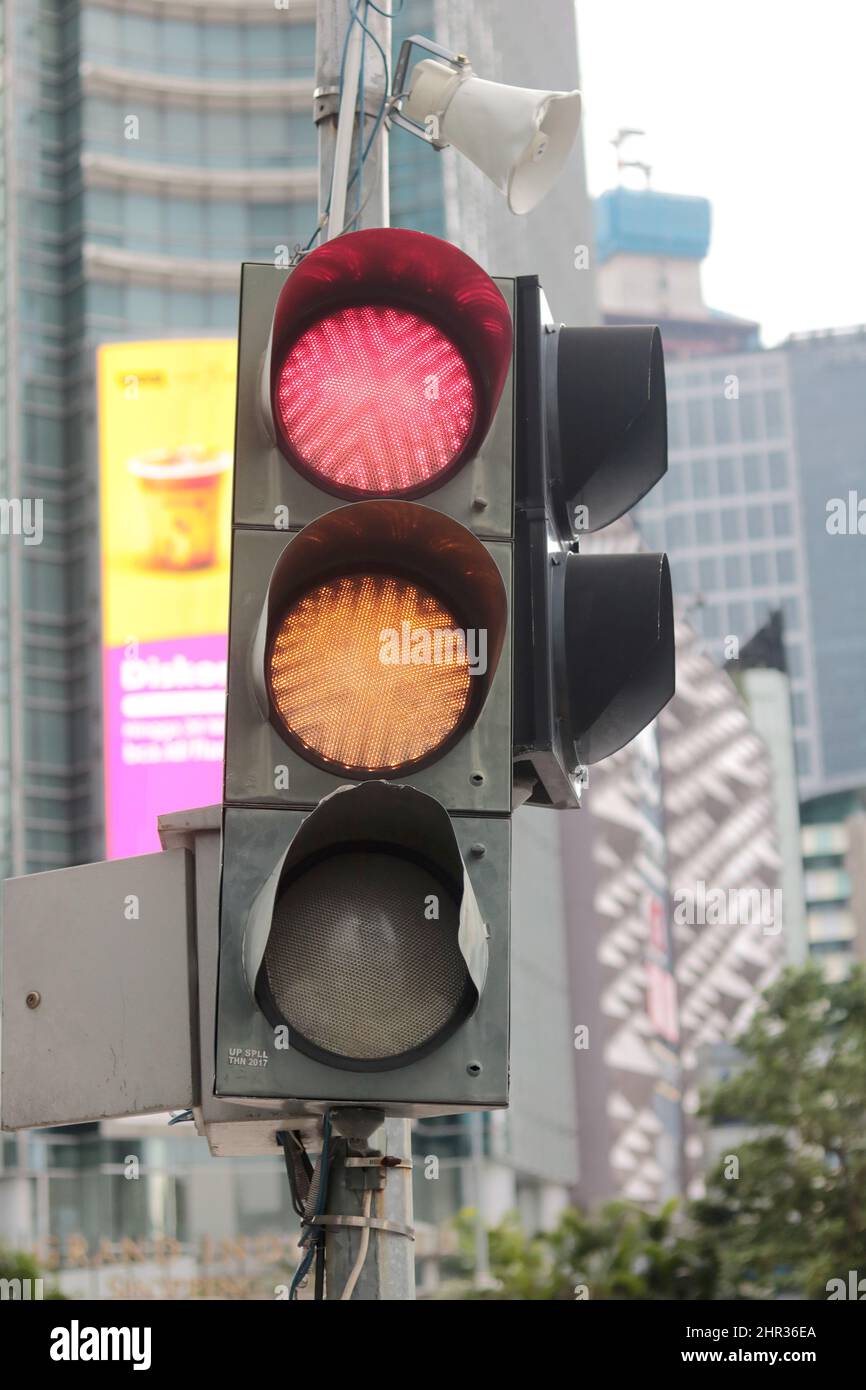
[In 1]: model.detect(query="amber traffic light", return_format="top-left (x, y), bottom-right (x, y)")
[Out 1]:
top-left (267, 571), bottom-right (472, 775)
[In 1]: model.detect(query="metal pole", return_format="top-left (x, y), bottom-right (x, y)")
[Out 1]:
top-left (321, 1110), bottom-right (415, 1301)
top-left (314, 0), bottom-right (390, 236)
top-left (469, 1111), bottom-right (491, 1287)
top-left (312, 0), bottom-right (413, 1301)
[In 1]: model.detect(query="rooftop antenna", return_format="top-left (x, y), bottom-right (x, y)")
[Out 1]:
top-left (611, 127), bottom-right (652, 187)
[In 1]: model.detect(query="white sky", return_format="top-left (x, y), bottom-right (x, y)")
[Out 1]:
top-left (575, 0), bottom-right (866, 344)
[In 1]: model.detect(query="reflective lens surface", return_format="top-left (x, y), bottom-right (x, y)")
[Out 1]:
top-left (275, 306), bottom-right (476, 494)
top-left (268, 572), bottom-right (472, 773)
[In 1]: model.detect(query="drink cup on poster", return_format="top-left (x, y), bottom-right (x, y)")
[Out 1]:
top-left (128, 446), bottom-right (230, 571)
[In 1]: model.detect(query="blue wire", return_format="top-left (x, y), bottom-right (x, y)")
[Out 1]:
top-left (298, 0), bottom-right (394, 253)
top-left (289, 1111), bottom-right (333, 1300)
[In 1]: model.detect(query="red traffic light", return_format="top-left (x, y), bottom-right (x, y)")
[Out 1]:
top-left (268, 228), bottom-right (513, 499)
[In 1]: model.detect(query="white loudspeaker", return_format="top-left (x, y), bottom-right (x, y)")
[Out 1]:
top-left (404, 59), bottom-right (582, 215)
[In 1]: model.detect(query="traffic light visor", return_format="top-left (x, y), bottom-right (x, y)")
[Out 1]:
top-left (563, 550), bottom-right (674, 764)
top-left (246, 782), bottom-right (490, 1072)
top-left (552, 325), bottom-right (667, 536)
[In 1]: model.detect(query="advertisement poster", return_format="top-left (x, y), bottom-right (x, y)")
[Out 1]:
top-left (97, 340), bottom-right (237, 858)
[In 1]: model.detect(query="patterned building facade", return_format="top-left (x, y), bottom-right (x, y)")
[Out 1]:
top-left (563, 523), bottom-right (786, 1205)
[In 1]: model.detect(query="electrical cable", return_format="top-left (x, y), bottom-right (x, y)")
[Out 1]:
top-left (276, 1129), bottom-right (313, 1220)
top-left (287, 1111), bottom-right (333, 1300)
top-left (340, 1188), bottom-right (374, 1300)
top-left (297, 0), bottom-right (391, 254)
top-left (314, 1240), bottom-right (326, 1301)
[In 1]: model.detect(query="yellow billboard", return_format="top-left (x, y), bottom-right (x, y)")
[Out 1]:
top-left (98, 340), bottom-right (237, 857)
top-left (98, 339), bottom-right (237, 647)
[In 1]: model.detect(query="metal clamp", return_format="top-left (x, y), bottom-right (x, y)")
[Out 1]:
top-left (344, 1156), bottom-right (413, 1171)
top-left (307, 1213), bottom-right (415, 1241)
top-left (313, 86), bottom-right (386, 123)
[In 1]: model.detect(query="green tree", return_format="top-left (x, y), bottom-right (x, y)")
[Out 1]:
top-left (452, 1200), bottom-right (717, 1300)
top-left (692, 963), bottom-right (866, 1299)
top-left (0, 1244), bottom-right (67, 1299)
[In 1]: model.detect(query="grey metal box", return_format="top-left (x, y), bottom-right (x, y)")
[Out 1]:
top-left (1, 850), bottom-right (195, 1130)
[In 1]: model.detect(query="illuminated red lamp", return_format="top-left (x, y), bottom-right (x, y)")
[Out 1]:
top-left (269, 228), bottom-right (513, 499)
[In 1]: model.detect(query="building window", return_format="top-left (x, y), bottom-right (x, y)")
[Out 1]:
top-left (791, 691), bottom-right (808, 727)
top-left (786, 641), bottom-right (804, 678)
top-left (772, 501), bottom-right (793, 535)
top-left (691, 457), bottom-right (713, 498)
top-left (724, 555), bottom-right (743, 587)
top-left (720, 508), bottom-right (742, 541)
top-left (738, 392), bottom-right (759, 442)
top-left (702, 606), bottom-right (722, 638)
top-left (687, 398), bottom-right (708, 448)
top-left (752, 597), bottom-right (771, 630)
top-left (667, 399), bottom-right (687, 451)
top-left (729, 601), bottom-right (748, 633)
top-left (764, 389), bottom-right (784, 437)
top-left (668, 513), bottom-right (691, 547)
top-left (667, 461), bottom-right (686, 502)
top-left (747, 506), bottom-right (767, 539)
top-left (768, 450), bottom-right (788, 489)
top-left (698, 556), bottom-right (718, 589)
top-left (781, 596), bottom-right (801, 632)
top-left (776, 550), bottom-right (796, 582)
top-left (712, 394), bottom-right (734, 444)
top-left (742, 452), bottom-right (765, 490)
top-left (717, 455), bottom-right (739, 495)
top-left (695, 510), bottom-right (716, 544)
top-left (672, 556), bottom-right (695, 591)
top-left (750, 551), bottom-right (770, 584)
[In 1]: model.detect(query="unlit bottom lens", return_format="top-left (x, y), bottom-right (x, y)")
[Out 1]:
top-left (261, 850), bottom-right (470, 1067)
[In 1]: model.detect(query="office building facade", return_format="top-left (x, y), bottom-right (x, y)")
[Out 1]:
top-left (604, 184), bottom-right (866, 974)
top-left (563, 522), bottom-right (785, 1206)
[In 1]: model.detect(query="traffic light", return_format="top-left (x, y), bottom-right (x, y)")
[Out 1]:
top-left (216, 230), bottom-right (674, 1118)
top-left (511, 285), bottom-right (674, 808)
top-left (217, 229), bottom-right (515, 1116)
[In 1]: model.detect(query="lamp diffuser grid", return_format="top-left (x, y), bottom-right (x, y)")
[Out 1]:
top-left (268, 572), bottom-right (472, 772)
top-left (275, 306), bottom-right (476, 493)
top-left (263, 850), bottom-right (469, 1062)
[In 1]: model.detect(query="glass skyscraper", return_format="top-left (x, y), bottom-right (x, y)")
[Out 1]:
top-left (635, 332), bottom-right (866, 801)
top-left (0, 0), bottom-right (449, 880)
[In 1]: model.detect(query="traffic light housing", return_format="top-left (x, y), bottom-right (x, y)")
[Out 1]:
top-left (512, 282), bottom-right (674, 807)
top-left (217, 229), bottom-right (515, 1117)
top-left (216, 231), bottom-right (674, 1118)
